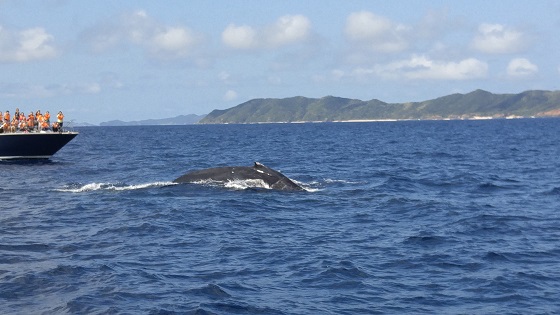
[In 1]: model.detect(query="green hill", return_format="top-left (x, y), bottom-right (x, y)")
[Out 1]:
top-left (199, 90), bottom-right (560, 124)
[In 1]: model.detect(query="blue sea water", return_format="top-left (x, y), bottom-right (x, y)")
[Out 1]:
top-left (1, 119), bottom-right (560, 314)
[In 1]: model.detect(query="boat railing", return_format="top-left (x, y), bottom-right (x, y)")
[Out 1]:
top-left (63, 120), bottom-right (76, 132)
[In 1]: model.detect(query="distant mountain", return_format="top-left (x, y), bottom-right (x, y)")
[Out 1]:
top-left (100, 114), bottom-right (205, 126)
top-left (199, 90), bottom-right (560, 124)
top-left (72, 121), bottom-right (97, 127)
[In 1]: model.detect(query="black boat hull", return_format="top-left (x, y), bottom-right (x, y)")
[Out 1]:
top-left (0, 132), bottom-right (78, 159)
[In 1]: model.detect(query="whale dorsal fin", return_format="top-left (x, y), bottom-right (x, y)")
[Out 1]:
top-left (254, 162), bottom-right (265, 168)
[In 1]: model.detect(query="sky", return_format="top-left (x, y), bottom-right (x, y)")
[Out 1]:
top-left (0, 1), bottom-right (559, 124)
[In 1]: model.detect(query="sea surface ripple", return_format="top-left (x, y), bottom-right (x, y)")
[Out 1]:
top-left (1, 119), bottom-right (559, 314)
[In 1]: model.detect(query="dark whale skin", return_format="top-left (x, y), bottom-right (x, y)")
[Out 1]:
top-left (173, 162), bottom-right (303, 191)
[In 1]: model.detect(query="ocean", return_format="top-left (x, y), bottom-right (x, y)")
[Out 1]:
top-left (1, 119), bottom-right (559, 314)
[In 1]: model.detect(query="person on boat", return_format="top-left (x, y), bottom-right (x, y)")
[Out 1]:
top-left (44, 111), bottom-right (51, 124)
top-left (40, 119), bottom-right (49, 131)
top-left (10, 117), bottom-right (17, 132)
top-left (57, 111), bottom-right (64, 130)
top-left (52, 122), bottom-right (60, 132)
top-left (27, 112), bottom-right (35, 131)
top-left (34, 110), bottom-right (42, 130)
top-left (3, 110), bottom-right (9, 123)
top-left (19, 119), bottom-right (28, 132)
top-left (19, 112), bottom-right (25, 122)
top-left (36, 111), bottom-right (44, 129)
top-left (2, 118), bottom-right (12, 132)
top-left (14, 108), bottom-right (20, 122)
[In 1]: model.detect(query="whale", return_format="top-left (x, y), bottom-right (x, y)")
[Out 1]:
top-left (173, 162), bottom-right (304, 191)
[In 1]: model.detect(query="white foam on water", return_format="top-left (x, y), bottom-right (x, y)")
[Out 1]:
top-left (291, 179), bottom-right (321, 192)
top-left (188, 179), bottom-right (271, 190)
top-left (224, 179), bottom-right (270, 190)
top-left (56, 181), bottom-right (175, 193)
top-left (193, 178), bottom-right (320, 192)
top-left (57, 179), bottom-right (320, 193)
top-left (323, 178), bottom-right (362, 184)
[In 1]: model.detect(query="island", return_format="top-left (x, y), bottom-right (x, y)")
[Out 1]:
top-left (199, 89), bottom-right (560, 124)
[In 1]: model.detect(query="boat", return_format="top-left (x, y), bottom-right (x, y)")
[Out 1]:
top-left (0, 131), bottom-right (78, 160)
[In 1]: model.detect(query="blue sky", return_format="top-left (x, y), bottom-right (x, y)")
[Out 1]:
top-left (1, 0), bottom-right (559, 124)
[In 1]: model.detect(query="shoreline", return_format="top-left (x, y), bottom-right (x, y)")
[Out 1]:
top-left (81, 115), bottom-right (560, 127)
top-left (200, 115), bottom-right (549, 125)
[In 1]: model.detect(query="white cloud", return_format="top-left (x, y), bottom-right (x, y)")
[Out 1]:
top-left (84, 83), bottom-right (101, 94)
top-left (267, 75), bottom-right (282, 85)
top-left (332, 69), bottom-right (345, 80)
top-left (471, 23), bottom-right (526, 54)
top-left (223, 89), bottom-right (238, 101)
top-left (0, 82), bottom-right (52, 98)
top-left (221, 15), bottom-right (311, 50)
top-left (222, 24), bottom-right (257, 49)
top-left (414, 9), bottom-right (457, 40)
top-left (507, 58), bottom-right (538, 77)
top-left (345, 55), bottom-right (488, 81)
top-left (218, 71), bottom-right (230, 82)
top-left (0, 81), bottom-right (103, 99)
top-left (84, 10), bottom-right (150, 52)
top-left (149, 27), bottom-right (197, 58)
top-left (0, 25), bottom-right (57, 62)
top-left (382, 55), bottom-right (488, 80)
top-left (218, 71), bottom-right (237, 86)
top-left (345, 11), bottom-right (392, 41)
top-left (264, 15), bottom-right (311, 47)
top-left (344, 11), bottom-right (409, 53)
top-left (83, 10), bottom-right (202, 60)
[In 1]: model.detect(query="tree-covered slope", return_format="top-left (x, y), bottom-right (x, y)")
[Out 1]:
top-left (199, 90), bottom-right (560, 124)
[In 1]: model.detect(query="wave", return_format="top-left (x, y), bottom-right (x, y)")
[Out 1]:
top-left (184, 178), bottom-right (271, 191)
top-left (191, 178), bottom-right (321, 192)
top-left (292, 179), bottom-right (321, 192)
top-left (544, 186), bottom-right (560, 195)
top-left (290, 178), bottom-right (363, 192)
top-left (224, 179), bottom-right (271, 190)
top-left (55, 181), bottom-right (175, 193)
top-left (56, 177), bottom-right (364, 193)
